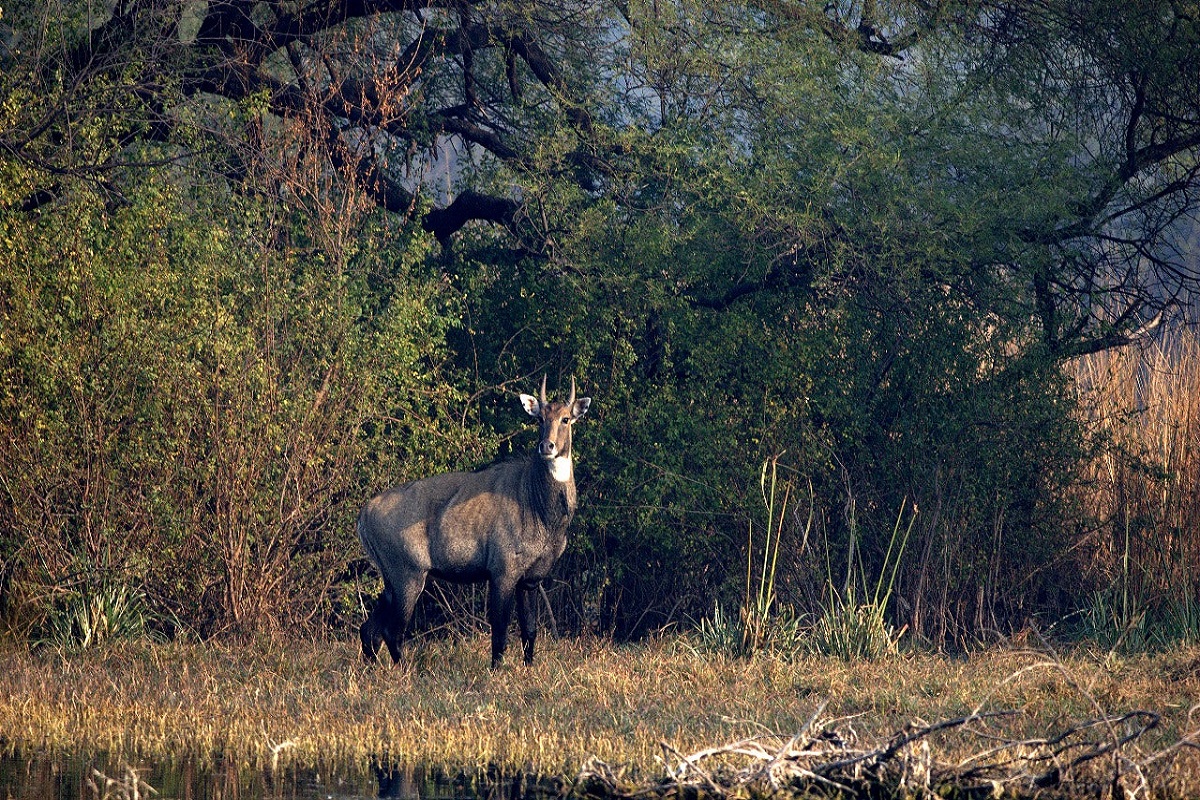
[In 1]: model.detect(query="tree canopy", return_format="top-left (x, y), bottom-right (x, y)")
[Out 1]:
top-left (5, 1), bottom-right (1197, 342)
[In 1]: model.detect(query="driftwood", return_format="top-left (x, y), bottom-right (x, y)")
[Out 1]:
top-left (577, 703), bottom-right (1187, 799)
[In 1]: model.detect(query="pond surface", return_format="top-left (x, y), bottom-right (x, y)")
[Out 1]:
top-left (0, 752), bottom-right (566, 800)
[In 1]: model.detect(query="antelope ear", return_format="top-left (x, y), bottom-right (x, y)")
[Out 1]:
top-left (519, 394), bottom-right (541, 417)
top-left (571, 397), bottom-right (592, 420)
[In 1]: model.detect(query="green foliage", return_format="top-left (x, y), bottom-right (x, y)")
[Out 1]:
top-left (446, 3), bottom-right (1096, 641)
top-left (2, 0), bottom-right (1196, 647)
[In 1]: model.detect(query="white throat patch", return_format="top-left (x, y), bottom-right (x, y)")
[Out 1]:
top-left (549, 456), bottom-right (573, 483)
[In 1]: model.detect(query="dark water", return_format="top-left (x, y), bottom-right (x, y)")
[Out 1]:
top-left (0, 752), bottom-right (567, 800)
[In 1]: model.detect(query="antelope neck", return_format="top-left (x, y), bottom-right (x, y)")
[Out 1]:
top-left (548, 455), bottom-right (572, 483)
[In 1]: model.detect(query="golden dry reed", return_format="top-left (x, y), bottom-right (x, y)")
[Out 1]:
top-left (1072, 328), bottom-right (1200, 635)
top-left (2, 635), bottom-right (1200, 791)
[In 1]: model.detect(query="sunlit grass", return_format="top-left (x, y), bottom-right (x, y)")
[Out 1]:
top-left (2, 634), bottom-right (1199, 793)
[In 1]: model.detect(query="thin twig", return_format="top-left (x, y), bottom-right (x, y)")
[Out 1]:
top-left (659, 740), bottom-right (723, 797)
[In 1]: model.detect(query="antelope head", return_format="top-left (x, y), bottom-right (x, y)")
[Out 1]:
top-left (520, 376), bottom-right (592, 481)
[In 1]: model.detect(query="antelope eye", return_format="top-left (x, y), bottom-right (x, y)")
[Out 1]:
top-left (561, 417), bottom-right (571, 424)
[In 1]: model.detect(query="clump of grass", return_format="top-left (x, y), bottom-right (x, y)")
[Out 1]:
top-left (806, 586), bottom-right (902, 660)
top-left (695, 601), bottom-right (804, 659)
top-left (805, 500), bottom-right (914, 660)
top-left (36, 581), bottom-right (162, 651)
top-left (697, 457), bottom-right (808, 658)
top-left (697, 463), bottom-right (915, 661)
top-left (740, 456), bottom-right (800, 654)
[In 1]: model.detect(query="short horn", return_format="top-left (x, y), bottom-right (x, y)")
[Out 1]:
top-left (540, 374), bottom-right (547, 405)
top-left (568, 376), bottom-right (576, 407)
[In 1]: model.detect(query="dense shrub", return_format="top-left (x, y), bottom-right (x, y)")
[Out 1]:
top-left (0, 174), bottom-right (485, 638)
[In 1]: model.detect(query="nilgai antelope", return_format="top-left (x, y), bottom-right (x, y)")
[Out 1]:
top-left (357, 377), bottom-right (592, 667)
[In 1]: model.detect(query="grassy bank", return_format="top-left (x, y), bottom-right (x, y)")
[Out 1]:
top-left (2, 635), bottom-right (1200, 796)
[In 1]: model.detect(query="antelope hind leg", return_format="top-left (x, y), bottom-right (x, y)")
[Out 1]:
top-left (488, 579), bottom-right (518, 669)
top-left (360, 593), bottom-right (391, 663)
top-left (381, 573), bottom-right (427, 665)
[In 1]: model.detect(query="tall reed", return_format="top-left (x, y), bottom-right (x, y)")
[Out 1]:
top-left (1071, 328), bottom-right (1200, 647)
top-left (697, 456), bottom-right (809, 657)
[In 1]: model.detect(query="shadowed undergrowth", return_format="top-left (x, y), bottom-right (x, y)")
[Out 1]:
top-left (2, 636), bottom-right (1199, 796)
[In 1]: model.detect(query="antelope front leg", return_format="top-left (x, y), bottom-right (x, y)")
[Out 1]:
top-left (516, 584), bottom-right (538, 665)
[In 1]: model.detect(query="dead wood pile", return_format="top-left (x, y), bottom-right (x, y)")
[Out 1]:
top-left (578, 700), bottom-right (1194, 799)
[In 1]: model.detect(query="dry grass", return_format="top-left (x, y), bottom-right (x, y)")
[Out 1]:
top-left (2, 634), bottom-right (1200, 795)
